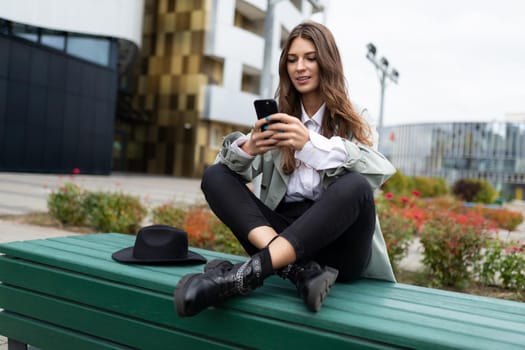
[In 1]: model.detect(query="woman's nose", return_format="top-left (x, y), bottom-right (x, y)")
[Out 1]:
top-left (296, 58), bottom-right (306, 70)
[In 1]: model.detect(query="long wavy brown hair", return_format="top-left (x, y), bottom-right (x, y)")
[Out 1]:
top-left (275, 21), bottom-right (372, 174)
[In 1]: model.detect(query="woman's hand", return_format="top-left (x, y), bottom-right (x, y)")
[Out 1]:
top-left (266, 113), bottom-right (310, 150)
top-left (241, 115), bottom-right (281, 156)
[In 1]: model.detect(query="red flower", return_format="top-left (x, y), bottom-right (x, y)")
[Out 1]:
top-left (400, 196), bottom-right (409, 204)
top-left (412, 190), bottom-right (421, 197)
top-left (72, 168), bottom-right (81, 174)
top-left (385, 192), bottom-right (394, 200)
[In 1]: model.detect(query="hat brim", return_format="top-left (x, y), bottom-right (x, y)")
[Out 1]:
top-left (111, 246), bottom-right (207, 265)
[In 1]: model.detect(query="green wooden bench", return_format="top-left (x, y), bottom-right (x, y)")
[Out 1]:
top-left (0, 233), bottom-right (524, 349)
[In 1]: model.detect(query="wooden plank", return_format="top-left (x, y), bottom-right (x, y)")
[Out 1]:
top-left (343, 280), bottom-right (525, 318)
top-left (0, 256), bottom-right (390, 349)
top-left (0, 311), bottom-right (130, 350)
top-left (0, 284), bottom-right (240, 350)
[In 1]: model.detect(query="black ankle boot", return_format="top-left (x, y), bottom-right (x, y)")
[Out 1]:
top-left (279, 261), bottom-right (338, 312)
top-left (174, 255), bottom-right (266, 317)
top-left (203, 259), bottom-right (233, 273)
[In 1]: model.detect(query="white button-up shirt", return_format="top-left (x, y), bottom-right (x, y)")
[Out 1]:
top-left (232, 103), bottom-right (350, 203)
top-left (285, 103), bottom-right (347, 202)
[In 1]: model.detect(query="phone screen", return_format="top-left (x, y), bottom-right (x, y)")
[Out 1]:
top-left (253, 99), bottom-right (278, 120)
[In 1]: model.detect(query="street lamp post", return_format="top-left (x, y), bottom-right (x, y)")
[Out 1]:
top-left (366, 43), bottom-right (399, 141)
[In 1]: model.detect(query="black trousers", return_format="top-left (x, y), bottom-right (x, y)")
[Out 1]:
top-left (201, 163), bottom-right (376, 282)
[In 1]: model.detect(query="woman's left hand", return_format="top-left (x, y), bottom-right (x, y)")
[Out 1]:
top-left (266, 113), bottom-right (310, 150)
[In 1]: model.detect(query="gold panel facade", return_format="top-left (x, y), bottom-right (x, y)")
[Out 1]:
top-left (125, 0), bottom-right (211, 177)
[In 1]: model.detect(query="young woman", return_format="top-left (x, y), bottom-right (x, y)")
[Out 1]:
top-left (174, 21), bottom-right (396, 317)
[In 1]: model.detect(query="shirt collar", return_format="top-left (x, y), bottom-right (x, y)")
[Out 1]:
top-left (300, 102), bottom-right (326, 126)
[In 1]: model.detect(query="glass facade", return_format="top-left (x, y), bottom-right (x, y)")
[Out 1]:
top-left (0, 18), bottom-right (119, 175)
top-left (0, 19), bottom-right (117, 69)
top-left (380, 122), bottom-right (525, 200)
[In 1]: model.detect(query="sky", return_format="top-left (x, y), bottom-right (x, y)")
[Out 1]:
top-left (316, 0), bottom-right (525, 127)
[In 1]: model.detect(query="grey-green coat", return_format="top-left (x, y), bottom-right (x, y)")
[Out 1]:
top-left (215, 127), bottom-right (397, 282)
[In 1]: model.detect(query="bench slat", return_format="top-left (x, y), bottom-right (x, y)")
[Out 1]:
top-left (0, 311), bottom-right (130, 350)
top-left (0, 284), bottom-right (240, 350)
top-left (328, 282), bottom-right (525, 324)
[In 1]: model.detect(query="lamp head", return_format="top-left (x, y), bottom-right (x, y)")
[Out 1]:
top-left (366, 43), bottom-right (376, 56)
top-left (392, 69), bottom-right (399, 78)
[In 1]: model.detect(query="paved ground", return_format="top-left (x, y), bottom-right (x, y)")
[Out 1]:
top-left (0, 171), bottom-right (523, 348)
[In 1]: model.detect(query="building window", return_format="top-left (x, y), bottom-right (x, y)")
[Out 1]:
top-left (241, 64), bottom-right (260, 94)
top-left (66, 35), bottom-right (110, 66)
top-left (290, 0), bottom-right (303, 12)
top-left (202, 56), bottom-right (224, 85)
top-left (0, 19), bottom-right (10, 35)
top-left (234, 1), bottom-right (264, 37)
top-left (280, 26), bottom-right (290, 48)
top-left (11, 23), bottom-right (38, 42)
top-left (41, 29), bottom-right (66, 50)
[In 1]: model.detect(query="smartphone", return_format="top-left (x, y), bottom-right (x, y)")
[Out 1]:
top-left (253, 99), bottom-right (278, 120)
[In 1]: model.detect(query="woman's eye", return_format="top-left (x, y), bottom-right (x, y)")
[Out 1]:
top-left (287, 58), bottom-right (297, 63)
top-left (307, 56), bottom-right (317, 61)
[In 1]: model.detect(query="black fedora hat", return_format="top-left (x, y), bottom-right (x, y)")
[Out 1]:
top-left (112, 224), bottom-right (206, 265)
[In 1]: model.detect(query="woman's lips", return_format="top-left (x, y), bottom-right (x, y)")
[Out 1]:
top-left (296, 76), bottom-right (310, 84)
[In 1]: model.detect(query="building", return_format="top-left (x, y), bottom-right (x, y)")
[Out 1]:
top-left (380, 120), bottom-right (525, 200)
top-left (0, 0), bottom-right (144, 174)
top-left (118, 0), bottom-right (326, 177)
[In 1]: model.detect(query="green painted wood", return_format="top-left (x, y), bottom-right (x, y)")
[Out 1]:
top-left (0, 311), bottom-right (129, 350)
top-left (328, 283), bottom-right (525, 325)
top-left (0, 257), bottom-right (388, 349)
top-left (342, 280), bottom-right (525, 318)
top-left (0, 234), bottom-right (524, 349)
top-left (0, 284), bottom-right (239, 350)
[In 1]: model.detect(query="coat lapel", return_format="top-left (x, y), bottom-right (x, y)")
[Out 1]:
top-left (271, 150), bottom-right (289, 185)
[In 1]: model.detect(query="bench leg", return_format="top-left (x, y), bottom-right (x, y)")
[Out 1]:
top-left (7, 339), bottom-right (27, 350)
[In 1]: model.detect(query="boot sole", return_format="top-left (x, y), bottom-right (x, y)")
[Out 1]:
top-left (174, 273), bottom-right (201, 317)
top-left (304, 267), bottom-right (338, 312)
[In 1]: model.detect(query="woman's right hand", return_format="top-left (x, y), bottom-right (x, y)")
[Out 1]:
top-left (241, 115), bottom-right (279, 156)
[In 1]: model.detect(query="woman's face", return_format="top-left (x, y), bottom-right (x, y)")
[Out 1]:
top-left (286, 37), bottom-right (320, 98)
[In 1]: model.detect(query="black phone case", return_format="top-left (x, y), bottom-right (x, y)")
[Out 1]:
top-left (254, 99), bottom-right (278, 120)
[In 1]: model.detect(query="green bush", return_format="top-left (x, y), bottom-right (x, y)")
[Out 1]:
top-left (452, 178), bottom-right (497, 204)
top-left (208, 214), bottom-right (246, 256)
top-left (498, 243), bottom-right (525, 292)
top-left (83, 191), bottom-right (147, 234)
top-left (382, 170), bottom-right (411, 195)
top-left (473, 179), bottom-right (498, 204)
top-left (150, 203), bottom-right (245, 256)
top-left (150, 203), bottom-right (187, 227)
top-left (47, 183), bottom-right (86, 226)
top-left (420, 210), bottom-right (490, 288)
top-left (382, 171), bottom-right (448, 198)
top-left (376, 198), bottom-right (415, 272)
top-left (476, 238), bottom-right (525, 292)
top-left (413, 176), bottom-right (448, 198)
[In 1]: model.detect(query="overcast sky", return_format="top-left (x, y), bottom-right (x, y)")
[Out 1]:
top-left (318, 0), bottom-right (525, 126)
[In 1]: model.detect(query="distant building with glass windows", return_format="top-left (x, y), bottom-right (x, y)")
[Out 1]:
top-left (379, 119), bottom-right (525, 200)
top-left (0, 0), bottom-right (144, 174)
